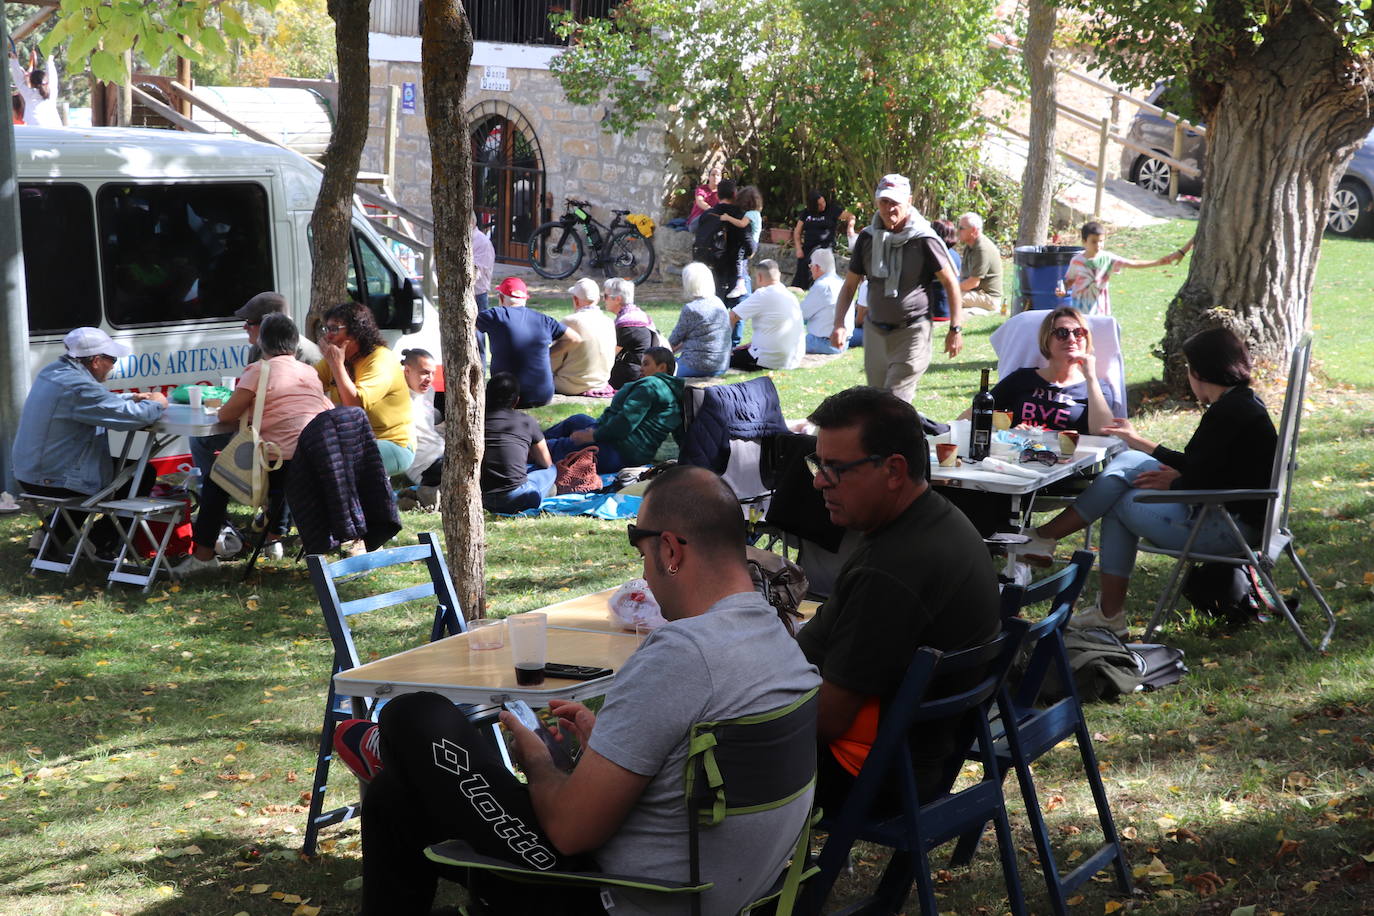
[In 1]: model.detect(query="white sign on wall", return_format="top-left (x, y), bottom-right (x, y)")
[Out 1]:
top-left (481, 65), bottom-right (511, 92)
top-left (484, 66), bottom-right (507, 79)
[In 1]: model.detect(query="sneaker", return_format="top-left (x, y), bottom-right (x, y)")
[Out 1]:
top-left (333, 719), bottom-right (383, 783)
top-left (1069, 604), bottom-right (1128, 638)
top-left (214, 525), bottom-right (243, 559)
top-left (262, 540), bottom-right (285, 561)
top-left (726, 280), bottom-right (748, 298)
top-left (171, 553), bottom-right (221, 579)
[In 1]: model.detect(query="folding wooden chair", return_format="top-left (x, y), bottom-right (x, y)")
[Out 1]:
top-left (302, 531), bottom-right (470, 856)
top-left (1137, 333), bottom-right (1336, 652)
top-left (426, 689), bottom-right (821, 916)
top-left (804, 619), bottom-right (1031, 916)
top-left (952, 551), bottom-right (1133, 914)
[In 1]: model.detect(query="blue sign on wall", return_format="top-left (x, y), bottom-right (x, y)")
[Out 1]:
top-left (401, 82), bottom-right (416, 114)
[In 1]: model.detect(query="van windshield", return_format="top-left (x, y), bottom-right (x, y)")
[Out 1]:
top-left (97, 182), bottom-right (275, 328)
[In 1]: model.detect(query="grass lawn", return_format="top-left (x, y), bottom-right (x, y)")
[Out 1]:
top-left (2, 218), bottom-right (1372, 915)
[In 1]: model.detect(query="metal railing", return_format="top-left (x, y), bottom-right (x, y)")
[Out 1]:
top-left (370, 0), bottom-right (623, 42)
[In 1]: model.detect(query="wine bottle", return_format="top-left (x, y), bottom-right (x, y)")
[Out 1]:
top-left (969, 368), bottom-right (995, 461)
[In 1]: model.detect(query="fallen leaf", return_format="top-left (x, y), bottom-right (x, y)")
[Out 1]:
top-left (1104, 902), bottom-right (1124, 914)
top-left (250, 883), bottom-right (270, 894)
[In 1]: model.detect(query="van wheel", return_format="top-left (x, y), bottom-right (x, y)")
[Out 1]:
top-left (1326, 180), bottom-right (1373, 237)
top-left (1135, 155), bottom-right (1172, 196)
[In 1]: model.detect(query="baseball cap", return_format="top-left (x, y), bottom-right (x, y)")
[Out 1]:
top-left (568, 277), bottom-right (600, 303)
top-left (64, 327), bottom-right (131, 359)
top-left (496, 276), bottom-right (529, 300)
top-left (875, 174), bottom-right (911, 202)
top-left (234, 291), bottom-right (289, 322)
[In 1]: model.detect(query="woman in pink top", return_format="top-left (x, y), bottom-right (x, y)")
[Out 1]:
top-left (172, 314), bottom-right (334, 577)
top-left (687, 163), bottom-right (722, 229)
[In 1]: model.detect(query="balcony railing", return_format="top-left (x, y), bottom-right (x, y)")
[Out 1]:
top-left (371, 0), bottom-right (622, 43)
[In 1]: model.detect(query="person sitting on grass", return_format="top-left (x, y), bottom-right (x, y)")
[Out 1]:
top-left (1018, 327), bottom-right (1276, 637)
top-left (542, 347), bottom-right (685, 474)
top-left (173, 314), bottom-right (334, 577)
top-left (728, 259), bottom-right (805, 372)
top-left (481, 373), bottom-right (556, 515)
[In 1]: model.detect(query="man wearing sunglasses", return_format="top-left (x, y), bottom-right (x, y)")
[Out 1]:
top-left (796, 386), bottom-right (1001, 810)
top-left (350, 466), bottom-right (820, 915)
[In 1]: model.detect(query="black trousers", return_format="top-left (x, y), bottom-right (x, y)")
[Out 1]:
top-left (360, 692), bottom-right (605, 916)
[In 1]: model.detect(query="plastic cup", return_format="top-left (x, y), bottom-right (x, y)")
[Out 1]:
top-left (468, 618), bottom-right (505, 651)
top-left (936, 442), bottom-right (959, 467)
top-left (187, 385), bottom-right (202, 410)
top-left (1058, 430), bottom-right (1081, 457)
top-left (507, 612), bottom-right (548, 685)
top-left (221, 376), bottom-right (236, 390)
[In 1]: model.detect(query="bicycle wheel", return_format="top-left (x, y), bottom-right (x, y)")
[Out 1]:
top-left (606, 229), bottom-right (656, 285)
top-left (528, 222), bottom-right (584, 280)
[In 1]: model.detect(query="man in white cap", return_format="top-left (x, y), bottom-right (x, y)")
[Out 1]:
top-left (830, 174), bottom-right (963, 402)
top-left (552, 276), bottom-right (616, 396)
top-left (13, 327), bottom-right (168, 553)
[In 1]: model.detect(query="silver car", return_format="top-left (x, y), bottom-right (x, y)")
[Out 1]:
top-left (1120, 83), bottom-right (1374, 236)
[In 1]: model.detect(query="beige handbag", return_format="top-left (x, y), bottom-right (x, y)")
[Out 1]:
top-left (209, 360), bottom-right (284, 509)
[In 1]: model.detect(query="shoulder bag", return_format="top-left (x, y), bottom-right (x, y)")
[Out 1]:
top-left (209, 360), bottom-right (284, 509)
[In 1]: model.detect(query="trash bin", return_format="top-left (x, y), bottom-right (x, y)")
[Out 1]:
top-left (1012, 245), bottom-right (1084, 313)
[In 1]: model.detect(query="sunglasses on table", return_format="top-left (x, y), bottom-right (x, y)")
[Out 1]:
top-left (626, 524), bottom-right (688, 549)
top-left (1051, 326), bottom-right (1088, 341)
top-left (1019, 447), bottom-right (1061, 467)
top-left (804, 452), bottom-right (887, 486)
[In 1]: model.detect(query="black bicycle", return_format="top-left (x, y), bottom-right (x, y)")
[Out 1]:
top-left (527, 198), bottom-right (657, 284)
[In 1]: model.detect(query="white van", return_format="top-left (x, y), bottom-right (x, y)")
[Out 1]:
top-left (17, 126), bottom-right (440, 395)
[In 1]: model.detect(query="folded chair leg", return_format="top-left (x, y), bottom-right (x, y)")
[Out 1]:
top-left (1283, 541), bottom-right (1337, 652)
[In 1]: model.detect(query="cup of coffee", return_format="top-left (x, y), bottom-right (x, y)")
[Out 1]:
top-left (1057, 430), bottom-right (1080, 456)
top-left (507, 612), bottom-right (548, 685)
top-left (468, 618), bottom-right (505, 651)
top-left (187, 385), bottom-right (202, 411)
top-left (936, 442), bottom-right (959, 468)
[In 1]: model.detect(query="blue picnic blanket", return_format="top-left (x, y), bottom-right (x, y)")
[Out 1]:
top-left (512, 491), bottom-right (641, 519)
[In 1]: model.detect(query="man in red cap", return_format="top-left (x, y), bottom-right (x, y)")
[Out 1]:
top-left (477, 277), bottom-right (581, 407)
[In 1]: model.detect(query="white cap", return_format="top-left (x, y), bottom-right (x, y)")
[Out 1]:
top-left (568, 277), bottom-right (601, 304)
top-left (875, 174), bottom-right (911, 202)
top-left (64, 327), bottom-right (131, 359)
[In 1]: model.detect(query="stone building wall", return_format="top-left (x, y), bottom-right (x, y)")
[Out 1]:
top-left (363, 59), bottom-right (670, 244)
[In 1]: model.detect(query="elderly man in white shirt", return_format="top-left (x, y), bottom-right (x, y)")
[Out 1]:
top-left (400, 348), bottom-right (443, 510)
top-left (800, 247), bottom-right (851, 354)
top-left (728, 259), bottom-right (805, 371)
top-left (552, 277), bottom-right (617, 395)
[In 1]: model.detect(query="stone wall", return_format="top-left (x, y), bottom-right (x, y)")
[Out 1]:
top-left (364, 61), bottom-right (670, 246)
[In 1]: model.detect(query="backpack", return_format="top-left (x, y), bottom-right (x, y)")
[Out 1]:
top-left (1181, 561), bottom-right (1266, 625)
top-left (1041, 628), bottom-right (1188, 702)
top-left (692, 208), bottom-right (729, 264)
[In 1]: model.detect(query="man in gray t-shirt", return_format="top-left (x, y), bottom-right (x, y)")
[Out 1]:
top-left (353, 466), bottom-right (819, 916)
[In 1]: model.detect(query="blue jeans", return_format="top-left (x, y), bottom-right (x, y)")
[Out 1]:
top-left (543, 414), bottom-right (624, 472)
top-left (483, 466), bottom-right (556, 514)
top-left (677, 360), bottom-right (725, 378)
top-left (806, 333), bottom-right (845, 355)
top-left (1072, 450), bottom-right (1256, 578)
top-left (848, 326), bottom-right (864, 348)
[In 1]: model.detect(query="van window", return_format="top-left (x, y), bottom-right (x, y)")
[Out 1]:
top-left (20, 184), bottom-right (101, 334)
top-left (345, 230), bottom-right (400, 326)
top-left (97, 182), bottom-right (275, 328)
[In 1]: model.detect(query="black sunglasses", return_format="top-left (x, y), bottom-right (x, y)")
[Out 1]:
top-left (1051, 326), bottom-right (1088, 341)
top-left (1019, 447), bottom-right (1060, 467)
top-left (626, 524), bottom-right (688, 549)
top-left (804, 452), bottom-right (886, 485)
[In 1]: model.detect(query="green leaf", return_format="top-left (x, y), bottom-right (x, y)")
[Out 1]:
top-left (89, 49), bottom-right (127, 86)
top-left (199, 26), bottom-right (228, 58)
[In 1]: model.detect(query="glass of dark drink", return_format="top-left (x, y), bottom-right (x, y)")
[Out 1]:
top-left (507, 612), bottom-right (548, 686)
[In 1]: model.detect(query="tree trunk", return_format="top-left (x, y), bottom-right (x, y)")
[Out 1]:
top-left (1017, 0), bottom-right (1057, 247)
top-left (1162, 5), bottom-right (1374, 391)
top-left (306, 0), bottom-right (372, 338)
top-left (423, 0), bottom-right (485, 620)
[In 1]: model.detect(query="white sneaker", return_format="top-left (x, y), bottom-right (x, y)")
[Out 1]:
top-left (1069, 604), bottom-right (1128, 638)
top-left (263, 540), bottom-right (285, 561)
top-left (214, 526), bottom-right (242, 559)
top-left (171, 553), bottom-right (221, 579)
top-left (726, 280), bottom-right (748, 298)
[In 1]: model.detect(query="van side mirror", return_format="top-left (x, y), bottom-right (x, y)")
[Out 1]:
top-left (400, 276), bottom-right (423, 334)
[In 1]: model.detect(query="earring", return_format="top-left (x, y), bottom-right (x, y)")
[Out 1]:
top-left (667, 565), bottom-right (679, 576)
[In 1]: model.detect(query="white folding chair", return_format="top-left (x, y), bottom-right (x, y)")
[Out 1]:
top-left (20, 493), bottom-right (101, 576)
top-left (989, 311), bottom-right (1128, 417)
top-left (1137, 333), bottom-right (1336, 652)
top-left (99, 496), bottom-right (189, 592)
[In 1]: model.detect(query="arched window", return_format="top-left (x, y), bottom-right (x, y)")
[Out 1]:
top-left (470, 103), bottom-right (545, 263)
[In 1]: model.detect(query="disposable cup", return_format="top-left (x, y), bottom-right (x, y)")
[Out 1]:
top-left (187, 385), bottom-right (202, 411)
top-left (468, 618), bottom-right (505, 651)
top-left (221, 376), bottom-right (237, 391)
top-left (936, 442), bottom-right (959, 467)
top-left (1058, 430), bottom-right (1081, 457)
top-left (507, 612), bottom-right (548, 685)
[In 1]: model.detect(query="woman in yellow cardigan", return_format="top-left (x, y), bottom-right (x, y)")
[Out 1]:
top-left (317, 301), bottom-right (415, 476)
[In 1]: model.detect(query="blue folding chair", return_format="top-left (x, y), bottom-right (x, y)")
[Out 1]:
top-left (804, 618), bottom-right (1030, 916)
top-left (301, 531), bottom-right (469, 856)
top-left (952, 551), bottom-right (1133, 913)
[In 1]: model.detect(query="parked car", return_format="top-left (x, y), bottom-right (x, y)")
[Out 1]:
top-left (1120, 83), bottom-right (1374, 236)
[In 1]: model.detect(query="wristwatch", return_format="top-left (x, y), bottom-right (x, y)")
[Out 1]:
top-left (949, 325), bottom-right (963, 333)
